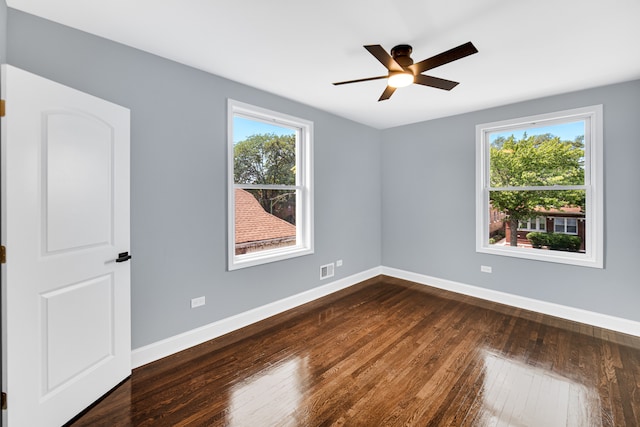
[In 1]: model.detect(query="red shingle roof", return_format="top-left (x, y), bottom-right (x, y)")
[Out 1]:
top-left (535, 206), bottom-right (584, 215)
top-left (235, 189), bottom-right (296, 244)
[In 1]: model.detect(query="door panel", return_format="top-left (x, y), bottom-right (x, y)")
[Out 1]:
top-left (45, 111), bottom-right (114, 253)
top-left (1, 65), bottom-right (131, 427)
top-left (42, 274), bottom-right (114, 394)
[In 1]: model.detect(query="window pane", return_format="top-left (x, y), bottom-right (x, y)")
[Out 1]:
top-left (233, 117), bottom-right (296, 185)
top-left (539, 218), bottom-right (546, 231)
top-left (234, 188), bottom-right (296, 255)
top-left (489, 189), bottom-right (585, 250)
top-left (489, 121), bottom-right (585, 187)
top-left (490, 189), bottom-right (585, 221)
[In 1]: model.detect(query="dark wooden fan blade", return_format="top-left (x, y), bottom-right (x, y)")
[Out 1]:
top-left (414, 74), bottom-right (459, 90)
top-left (378, 86), bottom-right (396, 101)
top-left (364, 45), bottom-right (403, 72)
top-left (409, 41), bottom-right (478, 74)
top-left (333, 75), bottom-right (388, 86)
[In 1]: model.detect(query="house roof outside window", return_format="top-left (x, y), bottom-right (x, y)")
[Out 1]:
top-left (234, 189), bottom-right (296, 253)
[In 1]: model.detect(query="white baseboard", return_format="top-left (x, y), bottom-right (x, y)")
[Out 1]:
top-left (132, 265), bottom-right (640, 369)
top-left (131, 267), bottom-right (382, 368)
top-left (381, 266), bottom-right (640, 338)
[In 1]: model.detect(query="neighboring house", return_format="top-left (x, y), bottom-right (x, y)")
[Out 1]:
top-left (489, 205), bottom-right (507, 236)
top-left (234, 189), bottom-right (296, 254)
top-left (503, 206), bottom-right (586, 251)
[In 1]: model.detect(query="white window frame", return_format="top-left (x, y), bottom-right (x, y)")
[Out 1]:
top-left (228, 99), bottom-right (314, 270)
top-left (476, 105), bottom-right (603, 268)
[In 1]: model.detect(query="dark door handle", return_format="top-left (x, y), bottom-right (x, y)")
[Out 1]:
top-left (115, 252), bottom-right (132, 263)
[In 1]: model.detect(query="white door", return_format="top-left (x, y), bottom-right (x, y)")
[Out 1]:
top-left (1, 65), bottom-right (131, 426)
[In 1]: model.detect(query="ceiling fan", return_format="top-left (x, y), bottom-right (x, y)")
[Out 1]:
top-left (333, 42), bottom-right (478, 101)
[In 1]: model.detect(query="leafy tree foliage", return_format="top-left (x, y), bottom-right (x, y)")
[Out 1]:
top-left (234, 133), bottom-right (296, 223)
top-left (490, 133), bottom-right (584, 246)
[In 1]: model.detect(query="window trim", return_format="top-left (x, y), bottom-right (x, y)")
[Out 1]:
top-left (227, 99), bottom-right (314, 270)
top-left (475, 105), bottom-right (603, 268)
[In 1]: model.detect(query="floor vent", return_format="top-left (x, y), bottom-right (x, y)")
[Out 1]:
top-left (320, 263), bottom-right (335, 280)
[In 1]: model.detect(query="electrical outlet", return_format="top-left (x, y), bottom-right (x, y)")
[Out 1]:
top-left (481, 265), bottom-right (492, 273)
top-left (336, 259), bottom-right (343, 267)
top-left (191, 296), bottom-right (206, 308)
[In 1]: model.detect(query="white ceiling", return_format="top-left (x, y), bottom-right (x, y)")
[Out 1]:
top-left (8, 0), bottom-right (640, 129)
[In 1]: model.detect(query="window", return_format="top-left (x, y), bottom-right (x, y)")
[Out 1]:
top-left (476, 105), bottom-right (603, 268)
top-left (518, 217), bottom-right (546, 232)
top-left (228, 99), bottom-right (313, 270)
top-left (553, 217), bottom-right (578, 235)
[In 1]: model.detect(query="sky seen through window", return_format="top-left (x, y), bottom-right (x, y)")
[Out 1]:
top-left (234, 116), bottom-right (295, 143)
top-left (489, 120), bottom-right (584, 145)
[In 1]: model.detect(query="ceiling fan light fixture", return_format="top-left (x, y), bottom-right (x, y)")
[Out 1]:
top-left (333, 41), bottom-right (477, 101)
top-left (388, 71), bottom-right (414, 88)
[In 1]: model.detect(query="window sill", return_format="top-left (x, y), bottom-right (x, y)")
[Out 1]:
top-left (229, 246), bottom-right (314, 271)
top-left (478, 245), bottom-right (602, 268)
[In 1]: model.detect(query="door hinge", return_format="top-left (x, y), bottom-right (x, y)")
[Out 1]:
top-left (1, 392), bottom-right (6, 410)
top-left (0, 99), bottom-right (5, 117)
top-left (0, 245), bottom-right (6, 264)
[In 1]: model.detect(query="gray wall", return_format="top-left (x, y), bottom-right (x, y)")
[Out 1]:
top-left (6, 10), bottom-right (382, 348)
top-left (382, 80), bottom-right (640, 322)
top-left (0, 1), bottom-right (5, 63)
top-left (6, 8), bottom-right (640, 351)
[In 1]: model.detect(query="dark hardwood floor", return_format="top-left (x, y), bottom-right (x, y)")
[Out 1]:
top-left (68, 276), bottom-right (640, 426)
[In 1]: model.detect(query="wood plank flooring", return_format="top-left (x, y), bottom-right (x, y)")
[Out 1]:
top-left (67, 276), bottom-right (640, 426)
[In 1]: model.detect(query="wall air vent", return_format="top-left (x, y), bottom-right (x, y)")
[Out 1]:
top-left (320, 263), bottom-right (335, 280)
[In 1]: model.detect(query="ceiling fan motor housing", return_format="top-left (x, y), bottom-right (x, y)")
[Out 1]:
top-left (390, 45), bottom-right (414, 67)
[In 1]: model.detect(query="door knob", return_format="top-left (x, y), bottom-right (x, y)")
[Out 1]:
top-left (115, 252), bottom-right (132, 263)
